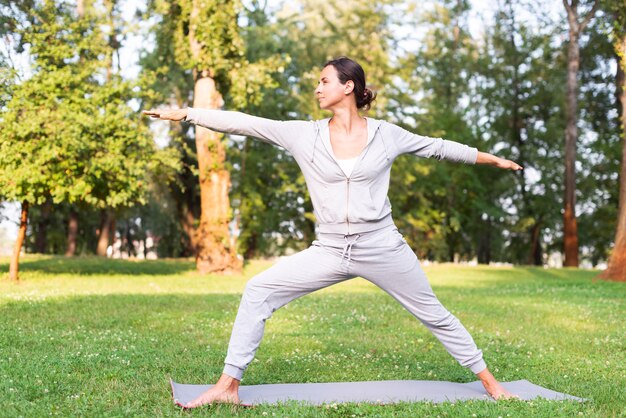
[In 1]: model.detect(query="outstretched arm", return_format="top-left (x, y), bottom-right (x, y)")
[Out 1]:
top-left (143, 107), bottom-right (308, 153)
top-left (388, 122), bottom-right (523, 170)
top-left (475, 151), bottom-right (523, 171)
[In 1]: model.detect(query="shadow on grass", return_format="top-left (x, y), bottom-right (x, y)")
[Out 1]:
top-left (429, 266), bottom-right (603, 291)
top-left (521, 266), bottom-right (600, 282)
top-left (0, 255), bottom-right (196, 276)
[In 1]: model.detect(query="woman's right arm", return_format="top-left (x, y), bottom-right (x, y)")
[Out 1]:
top-left (143, 107), bottom-right (306, 152)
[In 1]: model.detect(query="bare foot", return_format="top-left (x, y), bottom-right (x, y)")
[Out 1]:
top-left (476, 368), bottom-right (520, 400)
top-left (181, 373), bottom-right (241, 409)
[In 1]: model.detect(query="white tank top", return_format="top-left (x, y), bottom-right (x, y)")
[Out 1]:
top-left (336, 156), bottom-right (359, 177)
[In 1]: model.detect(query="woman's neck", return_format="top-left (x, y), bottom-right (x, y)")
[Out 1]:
top-left (329, 106), bottom-right (365, 134)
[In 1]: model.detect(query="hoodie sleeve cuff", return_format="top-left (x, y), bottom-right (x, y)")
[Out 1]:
top-left (184, 107), bottom-right (195, 123)
top-left (469, 359), bottom-right (487, 374)
top-left (469, 147), bottom-right (478, 165)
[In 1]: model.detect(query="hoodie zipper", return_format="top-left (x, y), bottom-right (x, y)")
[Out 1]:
top-left (346, 177), bottom-right (350, 235)
top-left (326, 120), bottom-right (379, 236)
top-left (327, 156), bottom-right (353, 235)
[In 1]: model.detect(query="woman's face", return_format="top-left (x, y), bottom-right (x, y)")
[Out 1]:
top-left (315, 65), bottom-right (354, 110)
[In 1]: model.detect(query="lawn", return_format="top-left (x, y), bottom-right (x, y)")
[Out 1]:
top-left (1, 254), bottom-right (624, 417)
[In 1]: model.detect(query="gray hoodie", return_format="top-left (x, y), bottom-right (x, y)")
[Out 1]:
top-left (185, 108), bottom-right (478, 235)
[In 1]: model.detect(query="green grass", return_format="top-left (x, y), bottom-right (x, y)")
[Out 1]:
top-left (1, 254), bottom-right (625, 417)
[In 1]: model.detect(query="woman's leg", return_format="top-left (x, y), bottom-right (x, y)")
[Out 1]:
top-left (352, 233), bottom-right (487, 374)
top-left (184, 241), bottom-right (350, 408)
top-left (223, 243), bottom-right (350, 379)
top-left (350, 227), bottom-right (517, 399)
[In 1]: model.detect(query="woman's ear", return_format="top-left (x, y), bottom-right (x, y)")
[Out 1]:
top-left (344, 80), bottom-right (354, 95)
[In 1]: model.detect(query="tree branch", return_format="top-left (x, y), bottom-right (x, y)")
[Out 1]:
top-left (580, 0), bottom-right (599, 32)
top-left (562, 0), bottom-right (574, 16)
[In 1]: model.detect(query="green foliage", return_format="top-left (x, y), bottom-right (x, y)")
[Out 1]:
top-left (471, 1), bottom-right (568, 264)
top-left (171, 0), bottom-right (244, 75)
top-left (388, 0), bottom-right (488, 262)
top-left (576, 4), bottom-right (624, 264)
top-left (145, 0), bottom-right (283, 108)
top-left (138, 0), bottom-right (287, 257)
top-left (2, 0), bottom-right (622, 264)
top-left (0, 1), bottom-right (179, 214)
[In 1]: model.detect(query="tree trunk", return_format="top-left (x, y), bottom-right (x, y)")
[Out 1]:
top-left (9, 200), bottom-right (29, 281)
top-left (529, 221), bottom-right (543, 266)
top-left (192, 71), bottom-right (242, 274)
top-left (599, 33), bottom-right (626, 281)
top-left (96, 209), bottom-right (113, 256)
top-left (34, 198), bottom-right (52, 253)
top-left (563, 20), bottom-right (580, 267)
top-left (477, 216), bottom-right (492, 265)
top-left (505, 9), bottom-right (540, 267)
top-left (109, 215), bottom-right (116, 256)
top-left (244, 231), bottom-right (258, 260)
top-left (125, 219), bottom-right (133, 258)
top-left (181, 202), bottom-right (198, 256)
top-left (186, 0), bottom-right (241, 274)
top-left (65, 208), bottom-right (79, 256)
top-left (562, 0), bottom-right (598, 267)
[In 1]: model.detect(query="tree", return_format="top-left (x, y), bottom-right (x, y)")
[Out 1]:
top-left (138, 0), bottom-right (199, 257)
top-left (0, 1), bottom-right (175, 279)
top-left (476, 0), bottom-right (567, 265)
top-left (144, 0), bottom-right (280, 273)
top-left (562, 0), bottom-right (599, 267)
top-left (385, 0), bottom-right (479, 261)
top-left (1, 1), bottom-right (99, 280)
top-left (599, 0), bottom-right (626, 281)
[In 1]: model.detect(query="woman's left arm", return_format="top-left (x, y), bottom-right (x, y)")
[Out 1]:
top-left (475, 151), bottom-right (523, 171)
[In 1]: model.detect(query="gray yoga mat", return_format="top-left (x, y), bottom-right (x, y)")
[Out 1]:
top-left (170, 378), bottom-right (587, 407)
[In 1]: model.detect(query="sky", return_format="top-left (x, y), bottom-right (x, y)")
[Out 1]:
top-left (0, 0), bottom-right (565, 248)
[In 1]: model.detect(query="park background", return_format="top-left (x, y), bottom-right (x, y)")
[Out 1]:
top-left (1, 0), bottom-right (626, 416)
top-left (1, 0), bottom-right (624, 278)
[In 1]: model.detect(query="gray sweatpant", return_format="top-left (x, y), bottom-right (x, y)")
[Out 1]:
top-left (222, 223), bottom-right (487, 380)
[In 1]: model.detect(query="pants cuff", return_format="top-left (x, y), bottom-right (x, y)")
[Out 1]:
top-left (223, 363), bottom-right (244, 380)
top-left (469, 359), bottom-right (487, 374)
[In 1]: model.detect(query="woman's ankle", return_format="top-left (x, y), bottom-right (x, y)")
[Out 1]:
top-left (476, 368), bottom-right (495, 382)
top-left (217, 373), bottom-right (241, 389)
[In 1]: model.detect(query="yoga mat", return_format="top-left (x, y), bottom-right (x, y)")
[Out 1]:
top-left (170, 378), bottom-right (587, 407)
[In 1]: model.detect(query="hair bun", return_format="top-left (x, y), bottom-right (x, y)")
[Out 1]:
top-left (360, 87), bottom-right (376, 111)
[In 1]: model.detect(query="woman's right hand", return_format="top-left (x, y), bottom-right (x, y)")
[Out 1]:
top-left (142, 108), bottom-right (188, 121)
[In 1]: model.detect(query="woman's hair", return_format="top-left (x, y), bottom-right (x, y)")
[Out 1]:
top-left (323, 56), bottom-right (377, 111)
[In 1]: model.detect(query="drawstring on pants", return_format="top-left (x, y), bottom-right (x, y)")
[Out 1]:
top-left (340, 234), bottom-right (361, 268)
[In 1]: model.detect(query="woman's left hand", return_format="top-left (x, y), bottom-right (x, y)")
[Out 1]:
top-left (495, 158), bottom-right (523, 171)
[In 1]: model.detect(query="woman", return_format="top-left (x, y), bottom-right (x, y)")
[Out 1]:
top-left (144, 56), bottom-right (521, 408)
